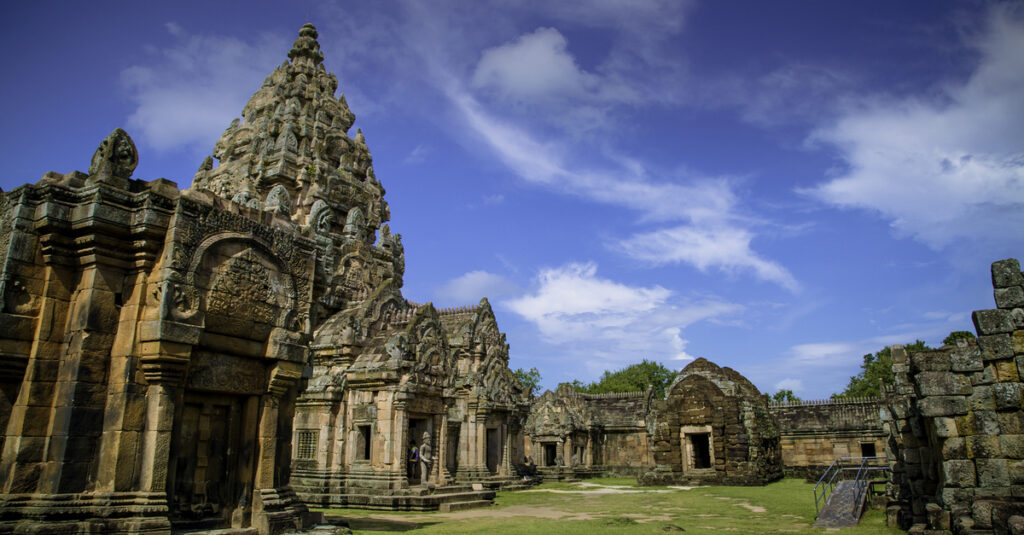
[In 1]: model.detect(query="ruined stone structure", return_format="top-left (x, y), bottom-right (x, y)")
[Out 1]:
top-left (290, 298), bottom-right (531, 509)
top-left (523, 385), bottom-right (651, 479)
top-left (883, 259), bottom-right (1024, 535)
top-left (0, 22), bottom-right (528, 533)
top-left (769, 396), bottom-right (886, 480)
top-left (639, 358), bottom-right (784, 486)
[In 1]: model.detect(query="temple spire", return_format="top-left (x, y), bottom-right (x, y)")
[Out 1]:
top-left (288, 23), bottom-right (324, 66)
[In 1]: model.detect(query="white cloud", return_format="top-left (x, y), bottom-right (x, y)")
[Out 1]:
top-left (808, 7), bottom-right (1024, 250)
top-left (504, 262), bottom-right (739, 368)
top-left (436, 270), bottom-right (518, 304)
top-left (448, 88), bottom-right (797, 290)
top-left (472, 27), bottom-right (597, 101)
top-left (774, 378), bottom-right (804, 393)
top-left (615, 225), bottom-right (800, 292)
top-left (405, 144), bottom-right (431, 163)
top-left (788, 342), bottom-right (858, 367)
top-left (121, 24), bottom-right (287, 154)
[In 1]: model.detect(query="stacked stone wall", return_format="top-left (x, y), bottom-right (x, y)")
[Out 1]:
top-left (769, 397), bottom-right (885, 480)
top-left (884, 259), bottom-right (1024, 534)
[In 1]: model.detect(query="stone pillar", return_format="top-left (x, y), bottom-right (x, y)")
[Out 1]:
top-left (438, 414), bottom-right (448, 485)
top-left (500, 421), bottom-right (510, 476)
top-left (585, 433), bottom-right (594, 466)
top-left (393, 401), bottom-right (408, 484)
top-left (476, 410), bottom-right (487, 473)
top-left (138, 382), bottom-right (177, 493)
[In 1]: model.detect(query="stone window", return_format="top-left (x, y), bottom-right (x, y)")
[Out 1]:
top-left (544, 443), bottom-right (557, 466)
top-left (297, 430), bottom-right (318, 460)
top-left (357, 425), bottom-right (372, 461)
top-left (860, 442), bottom-right (876, 457)
top-left (680, 425), bottom-right (715, 472)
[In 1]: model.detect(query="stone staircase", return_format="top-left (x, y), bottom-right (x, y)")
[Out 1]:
top-left (297, 483), bottom-right (496, 512)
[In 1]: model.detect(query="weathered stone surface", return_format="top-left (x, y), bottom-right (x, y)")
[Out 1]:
top-left (992, 259), bottom-right (1024, 289)
top-left (919, 396), bottom-right (969, 417)
top-left (974, 309), bottom-right (1015, 335)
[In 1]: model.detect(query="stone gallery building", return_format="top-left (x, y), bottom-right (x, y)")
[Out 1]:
top-left (0, 23), bottom-right (525, 533)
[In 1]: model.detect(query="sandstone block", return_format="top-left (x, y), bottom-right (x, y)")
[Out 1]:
top-left (993, 383), bottom-right (1024, 411)
top-left (944, 459), bottom-right (977, 487)
top-left (913, 351), bottom-right (952, 372)
top-left (969, 386), bottom-right (997, 411)
top-left (917, 372), bottom-right (973, 396)
top-left (978, 334), bottom-right (1013, 361)
top-left (934, 417), bottom-right (959, 438)
top-left (980, 413), bottom-right (1004, 438)
top-left (943, 437), bottom-right (967, 459)
top-left (997, 360), bottom-right (1021, 382)
top-left (1001, 412), bottom-right (1024, 435)
top-left (919, 396), bottom-right (968, 417)
top-left (952, 345), bottom-right (984, 372)
top-left (976, 459), bottom-right (1010, 487)
top-left (967, 435), bottom-right (1000, 458)
top-left (993, 259), bottom-right (1024, 288)
top-left (974, 309), bottom-right (1015, 336)
top-left (995, 287), bottom-right (1024, 309)
top-left (1000, 435), bottom-right (1024, 459)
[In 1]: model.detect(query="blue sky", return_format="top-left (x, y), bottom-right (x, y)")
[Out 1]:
top-left (3, 1), bottom-right (1023, 399)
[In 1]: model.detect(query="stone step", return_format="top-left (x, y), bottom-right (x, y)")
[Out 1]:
top-left (438, 500), bottom-right (492, 512)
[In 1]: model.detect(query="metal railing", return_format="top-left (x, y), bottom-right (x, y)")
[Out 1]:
top-left (813, 456), bottom-right (889, 517)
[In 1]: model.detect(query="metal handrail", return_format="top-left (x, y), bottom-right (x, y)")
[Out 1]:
top-left (813, 456), bottom-right (888, 518)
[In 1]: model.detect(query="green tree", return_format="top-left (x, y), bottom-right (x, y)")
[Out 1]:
top-left (835, 340), bottom-right (931, 398)
top-left (513, 367), bottom-right (542, 398)
top-left (771, 389), bottom-right (801, 403)
top-left (573, 359), bottom-right (676, 398)
top-left (943, 330), bottom-right (976, 346)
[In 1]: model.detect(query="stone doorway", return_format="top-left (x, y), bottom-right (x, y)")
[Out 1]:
top-left (446, 424), bottom-right (460, 477)
top-left (544, 443), bottom-right (557, 466)
top-left (681, 425), bottom-right (715, 473)
top-left (408, 417), bottom-right (431, 484)
top-left (486, 428), bottom-right (501, 474)
top-left (168, 392), bottom-right (252, 528)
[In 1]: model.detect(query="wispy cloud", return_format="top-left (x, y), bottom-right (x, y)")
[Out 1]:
top-left (435, 270), bottom-right (518, 305)
top-left (807, 6), bottom-right (1024, 252)
top-left (121, 23), bottom-right (287, 155)
top-left (504, 262), bottom-right (739, 370)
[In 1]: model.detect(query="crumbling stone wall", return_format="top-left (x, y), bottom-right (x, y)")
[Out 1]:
top-left (769, 397), bottom-right (886, 480)
top-left (640, 358), bottom-right (783, 486)
top-left (884, 258), bottom-right (1024, 534)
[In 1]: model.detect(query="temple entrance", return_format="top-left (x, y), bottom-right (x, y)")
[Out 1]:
top-left (689, 434), bottom-right (711, 468)
top-left (486, 428), bottom-right (501, 474)
top-left (168, 392), bottom-right (251, 528)
top-left (446, 424), bottom-right (460, 477)
top-left (408, 417), bottom-right (431, 484)
top-left (544, 443), bottom-right (557, 466)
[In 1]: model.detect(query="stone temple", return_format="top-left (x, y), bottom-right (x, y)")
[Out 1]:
top-left (1, 22), bottom-right (1022, 535)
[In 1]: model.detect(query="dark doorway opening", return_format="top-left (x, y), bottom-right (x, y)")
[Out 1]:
top-left (860, 442), bottom-right (877, 457)
top-left (446, 424), bottom-right (460, 477)
top-left (357, 425), bottom-right (371, 460)
top-left (486, 428), bottom-right (501, 474)
top-left (544, 443), bottom-right (557, 466)
top-left (689, 433), bottom-right (711, 469)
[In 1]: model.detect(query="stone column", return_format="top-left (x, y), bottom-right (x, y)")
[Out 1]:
top-left (436, 412), bottom-right (448, 483)
top-left (500, 421), bottom-right (510, 476)
top-left (476, 413), bottom-right (487, 473)
top-left (393, 401), bottom-right (408, 484)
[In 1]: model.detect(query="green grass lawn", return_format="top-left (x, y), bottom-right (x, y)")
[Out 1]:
top-left (316, 477), bottom-right (904, 534)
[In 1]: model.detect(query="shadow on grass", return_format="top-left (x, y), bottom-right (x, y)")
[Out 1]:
top-left (323, 514), bottom-right (439, 532)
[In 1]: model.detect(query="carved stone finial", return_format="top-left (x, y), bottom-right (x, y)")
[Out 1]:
top-left (87, 128), bottom-right (138, 187)
top-left (288, 23), bottom-right (324, 66)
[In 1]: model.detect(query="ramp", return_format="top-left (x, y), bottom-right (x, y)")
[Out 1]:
top-left (813, 480), bottom-right (867, 528)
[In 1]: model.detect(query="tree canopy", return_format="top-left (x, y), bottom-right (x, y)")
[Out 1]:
top-left (834, 340), bottom-right (931, 398)
top-left (771, 389), bottom-right (801, 403)
top-left (943, 330), bottom-right (976, 346)
top-left (513, 367), bottom-right (542, 398)
top-left (572, 359), bottom-right (676, 399)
